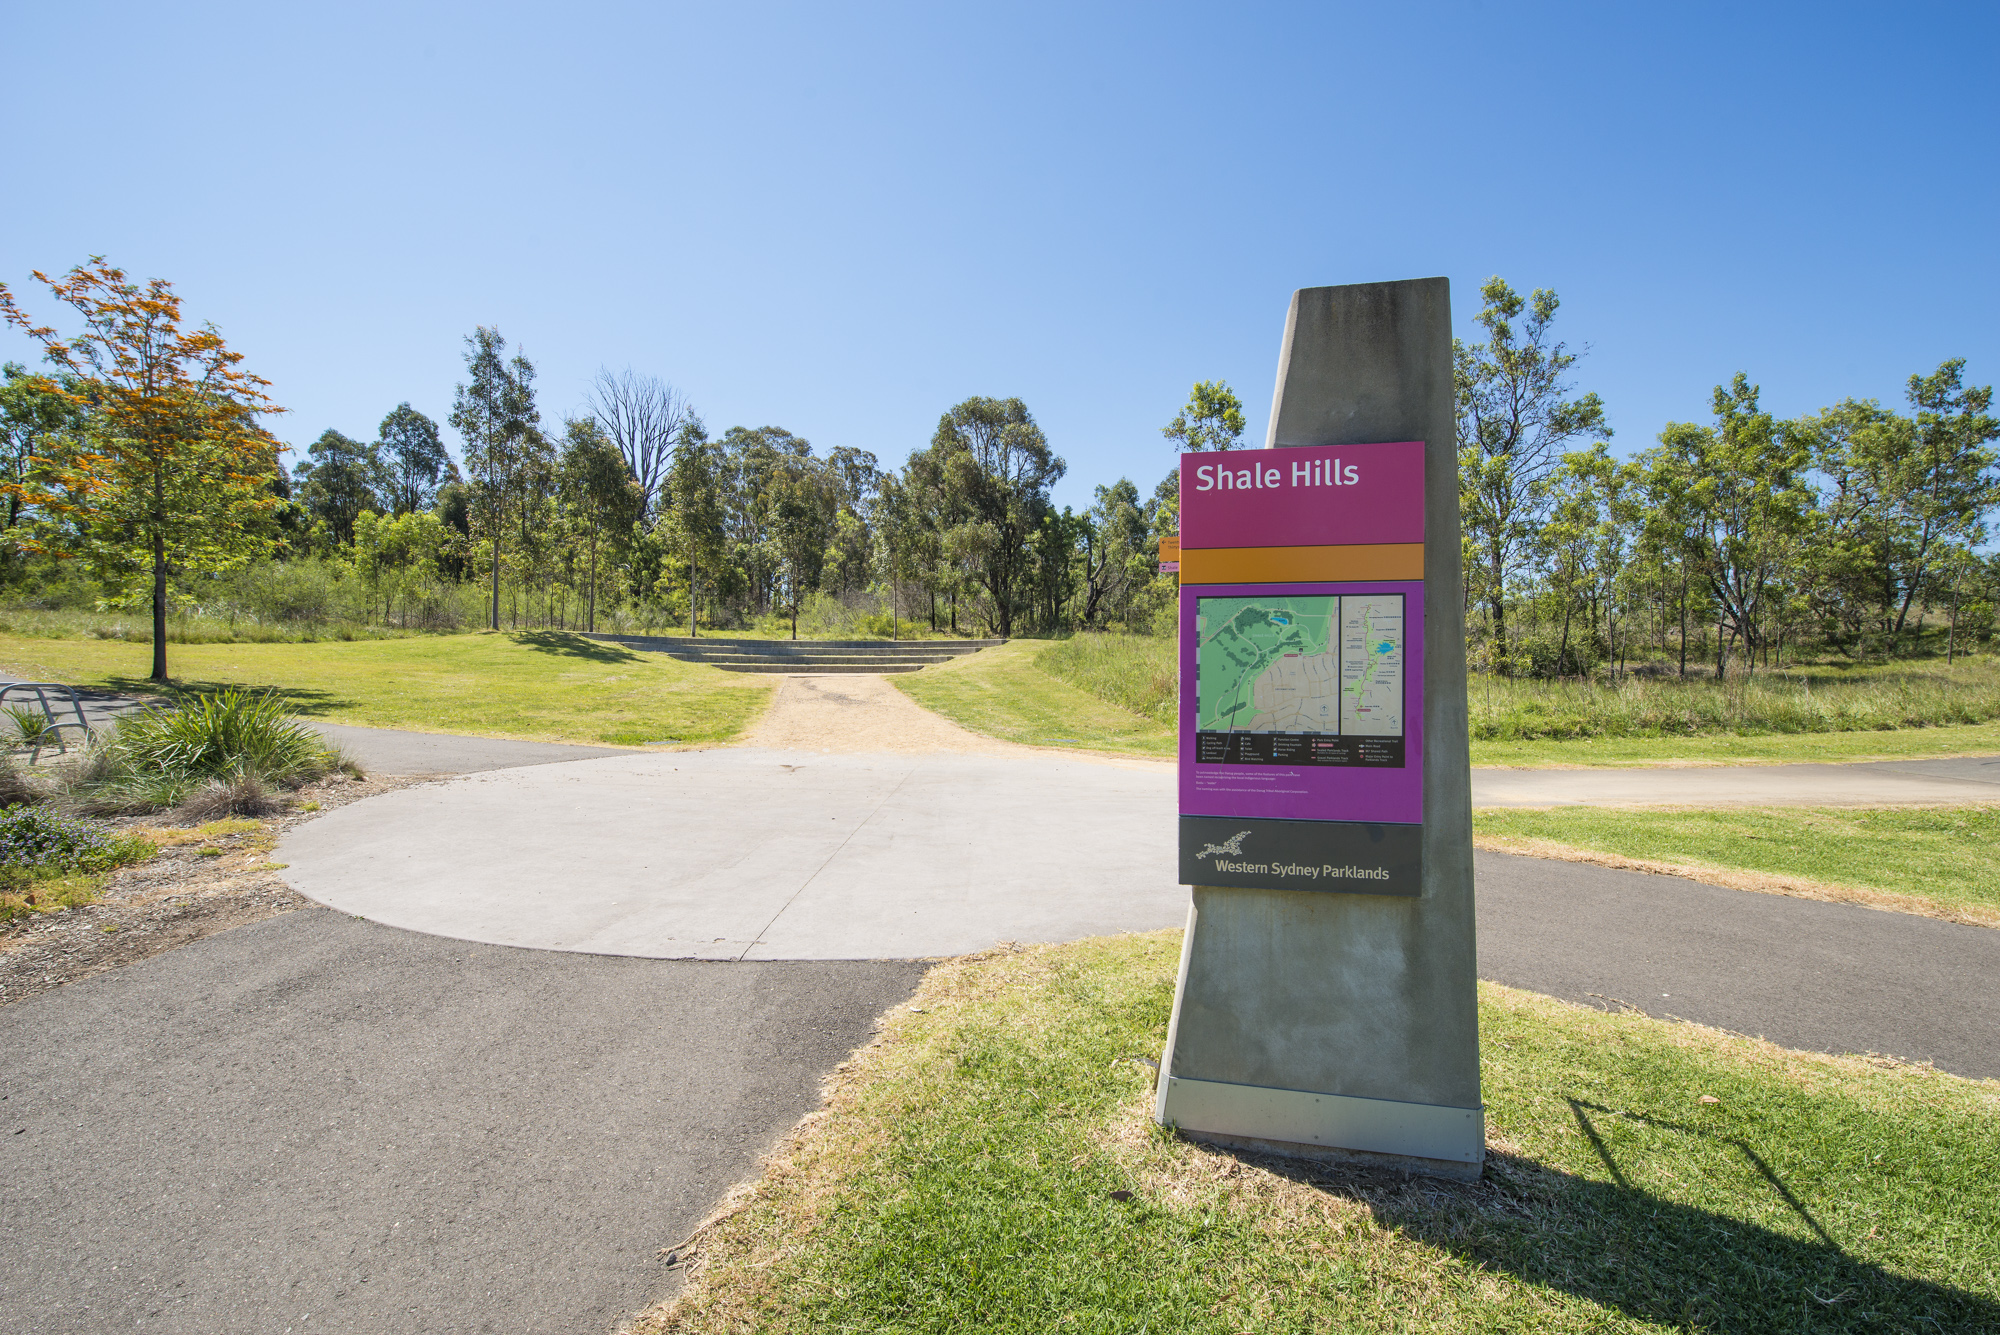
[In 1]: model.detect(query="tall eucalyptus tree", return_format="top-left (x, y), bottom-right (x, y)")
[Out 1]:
top-left (1456, 278), bottom-right (1609, 672)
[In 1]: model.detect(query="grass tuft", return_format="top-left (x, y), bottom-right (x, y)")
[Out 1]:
top-left (0, 755), bottom-right (49, 808)
top-left (73, 689), bottom-right (347, 816)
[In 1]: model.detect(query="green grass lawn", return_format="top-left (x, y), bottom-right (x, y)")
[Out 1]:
top-left (1475, 805), bottom-right (2000, 925)
top-left (1471, 722), bottom-right (2000, 767)
top-left (893, 640), bottom-right (1175, 757)
top-left (642, 932), bottom-right (2000, 1334)
top-left (0, 631), bottom-right (771, 747)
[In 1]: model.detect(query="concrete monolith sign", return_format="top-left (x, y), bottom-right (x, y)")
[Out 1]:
top-left (1154, 277), bottom-right (1482, 1177)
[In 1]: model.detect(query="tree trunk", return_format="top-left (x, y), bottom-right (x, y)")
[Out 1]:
top-left (587, 525), bottom-right (597, 633)
top-left (1488, 546), bottom-right (1507, 674)
top-left (1677, 562), bottom-right (1689, 678)
top-left (150, 504), bottom-right (169, 683)
top-left (1893, 552), bottom-right (1929, 647)
top-left (1949, 580), bottom-right (1961, 665)
top-left (489, 526), bottom-right (501, 631)
top-left (689, 559), bottom-right (697, 638)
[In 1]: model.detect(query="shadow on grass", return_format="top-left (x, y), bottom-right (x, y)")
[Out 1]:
top-left (511, 631), bottom-right (641, 663)
top-left (93, 676), bottom-right (349, 718)
top-left (1221, 1103), bottom-right (1998, 1332)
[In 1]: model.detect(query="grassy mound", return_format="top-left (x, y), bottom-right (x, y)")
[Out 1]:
top-left (891, 640), bottom-right (1174, 757)
top-left (642, 934), bottom-right (2000, 1334)
top-left (1035, 634), bottom-right (1176, 724)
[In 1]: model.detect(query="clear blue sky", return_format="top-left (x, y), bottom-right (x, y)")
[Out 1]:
top-left (5, 2), bottom-right (1994, 512)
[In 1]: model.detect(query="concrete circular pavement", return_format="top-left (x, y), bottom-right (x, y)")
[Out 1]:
top-left (277, 745), bottom-right (1186, 961)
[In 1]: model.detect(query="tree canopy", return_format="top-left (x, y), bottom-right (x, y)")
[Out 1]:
top-left (0, 258), bottom-right (284, 679)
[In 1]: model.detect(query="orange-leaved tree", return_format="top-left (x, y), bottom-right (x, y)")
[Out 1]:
top-left (0, 258), bottom-right (285, 681)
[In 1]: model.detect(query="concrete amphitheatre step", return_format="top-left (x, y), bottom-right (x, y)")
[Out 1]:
top-left (581, 633), bottom-right (1006, 675)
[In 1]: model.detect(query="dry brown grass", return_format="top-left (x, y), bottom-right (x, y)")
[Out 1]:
top-left (1474, 831), bottom-right (2000, 928)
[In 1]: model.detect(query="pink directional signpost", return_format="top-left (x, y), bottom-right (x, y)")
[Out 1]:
top-left (1155, 279), bottom-right (1484, 1177)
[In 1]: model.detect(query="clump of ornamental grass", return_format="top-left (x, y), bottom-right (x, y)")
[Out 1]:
top-left (73, 688), bottom-right (351, 818)
top-left (1, 703), bottom-right (60, 751)
top-left (0, 755), bottom-right (48, 808)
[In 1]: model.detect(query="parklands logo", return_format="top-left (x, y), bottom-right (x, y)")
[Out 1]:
top-left (1195, 827), bottom-right (1391, 883)
top-left (1194, 830), bottom-right (1253, 860)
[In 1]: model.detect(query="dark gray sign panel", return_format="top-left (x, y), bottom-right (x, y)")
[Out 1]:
top-left (1178, 815), bottom-right (1421, 896)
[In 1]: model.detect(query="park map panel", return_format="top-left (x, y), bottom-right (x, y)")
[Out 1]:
top-left (1195, 594), bottom-right (1405, 767)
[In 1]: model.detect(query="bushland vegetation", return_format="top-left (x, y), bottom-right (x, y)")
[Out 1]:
top-left (0, 260), bottom-right (1176, 663)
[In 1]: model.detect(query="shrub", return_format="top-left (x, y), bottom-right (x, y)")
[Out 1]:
top-left (0, 804), bottom-right (151, 874)
top-left (76, 689), bottom-right (350, 816)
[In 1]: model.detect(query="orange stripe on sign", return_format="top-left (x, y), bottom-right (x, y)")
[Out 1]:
top-left (1180, 543), bottom-right (1424, 584)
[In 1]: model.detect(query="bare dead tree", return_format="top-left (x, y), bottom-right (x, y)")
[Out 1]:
top-left (586, 368), bottom-right (691, 524)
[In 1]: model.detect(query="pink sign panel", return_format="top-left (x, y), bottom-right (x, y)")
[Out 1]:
top-left (1180, 441), bottom-right (1424, 549)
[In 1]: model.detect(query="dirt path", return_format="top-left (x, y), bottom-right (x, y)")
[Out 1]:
top-left (740, 674), bottom-right (1006, 754)
top-left (741, 672), bottom-right (1169, 772)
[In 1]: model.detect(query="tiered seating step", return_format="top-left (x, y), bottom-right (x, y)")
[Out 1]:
top-left (581, 633), bottom-right (1004, 674)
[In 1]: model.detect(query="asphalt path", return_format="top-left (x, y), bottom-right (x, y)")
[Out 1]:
top-left (277, 746), bottom-right (2000, 1081)
top-left (0, 911), bottom-right (923, 1335)
top-left (1475, 850), bottom-right (2000, 1080)
top-left (7, 707), bottom-right (2000, 1332)
top-left (309, 721), bottom-right (630, 775)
